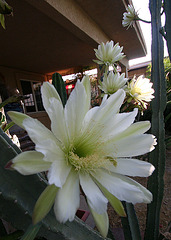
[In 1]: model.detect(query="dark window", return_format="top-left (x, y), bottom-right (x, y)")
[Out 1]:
top-left (20, 80), bottom-right (44, 113)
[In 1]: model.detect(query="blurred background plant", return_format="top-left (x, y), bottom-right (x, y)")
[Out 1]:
top-left (146, 57), bottom-right (171, 141)
top-left (0, 0), bottom-right (12, 29)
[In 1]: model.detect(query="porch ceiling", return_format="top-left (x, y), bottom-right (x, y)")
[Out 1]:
top-left (0, 0), bottom-right (146, 74)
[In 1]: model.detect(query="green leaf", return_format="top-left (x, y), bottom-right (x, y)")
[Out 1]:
top-left (3, 121), bottom-right (15, 132)
top-left (0, 112), bottom-right (5, 123)
top-left (0, 96), bottom-right (24, 109)
top-left (88, 203), bottom-right (109, 238)
top-left (0, 0), bottom-right (13, 15)
top-left (33, 184), bottom-right (58, 225)
top-left (0, 13), bottom-right (5, 29)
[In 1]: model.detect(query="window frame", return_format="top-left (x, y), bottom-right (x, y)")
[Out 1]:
top-left (16, 72), bottom-right (46, 114)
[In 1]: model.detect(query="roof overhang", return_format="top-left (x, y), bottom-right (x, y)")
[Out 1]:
top-left (0, 0), bottom-right (147, 74)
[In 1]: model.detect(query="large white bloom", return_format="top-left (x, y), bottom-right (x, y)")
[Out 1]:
top-left (99, 71), bottom-right (128, 95)
top-left (8, 76), bottom-right (156, 237)
top-left (94, 41), bottom-right (125, 66)
top-left (122, 4), bottom-right (138, 29)
top-left (126, 75), bottom-right (155, 109)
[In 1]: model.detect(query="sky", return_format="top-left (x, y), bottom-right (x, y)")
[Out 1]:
top-left (130, 0), bottom-right (168, 66)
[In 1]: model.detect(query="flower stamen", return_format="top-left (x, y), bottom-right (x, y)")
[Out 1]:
top-left (67, 151), bottom-right (111, 173)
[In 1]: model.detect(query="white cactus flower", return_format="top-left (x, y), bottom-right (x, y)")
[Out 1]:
top-left (126, 75), bottom-right (155, 109)
top-left (8, 76), bottom-right (156, 237)
top-left (94, 41), bottom-right (125, 66)
top-left (122, 4), bottom-right (138, 29)
top-left (99, 71), bottom-right (128, 94)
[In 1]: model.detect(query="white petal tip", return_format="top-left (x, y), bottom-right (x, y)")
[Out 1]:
top-left (148, 164), bottom-right (155, 176)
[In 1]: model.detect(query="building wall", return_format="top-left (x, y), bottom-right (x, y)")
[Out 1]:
top-left (128, 66), bottom-right (149, 79)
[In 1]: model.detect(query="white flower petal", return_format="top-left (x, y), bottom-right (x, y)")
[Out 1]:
top-left (102, 121), bottom-right (154, 157)
top-left (82, 89), bottom-right (125, 136)
top-left (12, 151), bottom-right (51, 175)
top-left (81, 75), bottom-right (91, 112)
top-left (99, 71), bottom-right (128, 94)
top-left (54, 170), bottom-right (80, 223)
top-left (101, 108), bottom-right (138, 140)
top-left (93, 169), bottom-right (152, 204)
top-left (47, 160), bottom-right (71, 188)
top-left (113, 121), bottom-right (151, 140)
top-left (126, 75), bottom-right (154, 107)
top-left (48, 97), bottom-right (69, 146)
top-left (41, 82), bottom-right (62, 116)
top-left (64, 80), bottom-right (88, 141)
top-left (74, 89), bottom-right (126, 154)
top-left (22, 118), bottom-right (63, 159)
top-left (82, 106), bottom-right (99, 130)
top-left (101, 94), bottom-right (108, 105)
top-left (113, 134), bottom-right (156, 157)
top-left (7, 111), bottom-right (30, 130)
top-left (94, 41), bottom-right (124, 65)
top-left (79, 173), bottom-right (108, 214)
top-left (109, 158), bottom-right (155, 177)
top-left (122, 5), bottom-right (137, 28)
top-left (100, 89), bottom-right (125, 113)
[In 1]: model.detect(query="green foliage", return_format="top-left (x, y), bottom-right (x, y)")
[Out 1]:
top-left (146, 57), bottom-right (171, 84)
top-left (0, 95), bottom-right (24, 132)
top-left (0, 111), bottom-right (5, 125)
top-left (0, 13), bottom-right (5, 28)
top-left (0, 0), bottom-right (12, 14)
top-left (146, 57), bottom-right (171, 133)
top-left (0, 0), bottom-right (13, 29)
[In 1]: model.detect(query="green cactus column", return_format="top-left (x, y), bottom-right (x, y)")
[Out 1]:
top-left (164, 0), bottom-right (171, 61)
top-left (52, 73), bottom-right (67, 106)
top-left (144, 0), bottom-right (166, 239)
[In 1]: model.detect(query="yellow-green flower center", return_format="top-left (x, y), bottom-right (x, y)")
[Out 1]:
top-left (128, 82), bottom-right (142, 99)
top-left (130, 87), bottom-right (141, 97)
top-left (66, 149), bottom-right (117, 173)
